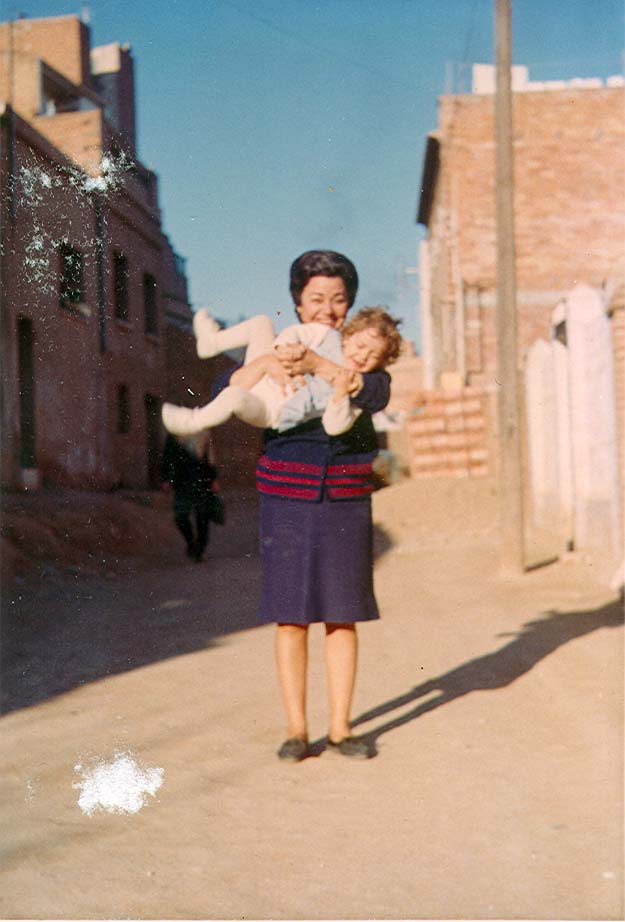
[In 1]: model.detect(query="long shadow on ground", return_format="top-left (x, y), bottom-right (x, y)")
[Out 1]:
top-left (343, 599), bottom-right (623, 753)
top-left (0, 555), bottom-right (263, 714)
top-left (1, 504), bottom-right (394, 715)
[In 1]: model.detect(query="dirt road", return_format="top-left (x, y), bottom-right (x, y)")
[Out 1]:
top-left (1, 479), bottom-right (623, 920)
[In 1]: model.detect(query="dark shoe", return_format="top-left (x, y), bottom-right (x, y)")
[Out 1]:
top-left (326, 735), bottom-right (373, 759)
top-left (277, 737), bottom-right (309, 762)
top-left (193, 548), bottom-right (205, 562)
top-left (186, 542), bottom-right (196, 558)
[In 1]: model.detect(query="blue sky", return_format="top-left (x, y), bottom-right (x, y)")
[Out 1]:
top-left (4, 0), bottom-right (624, 346)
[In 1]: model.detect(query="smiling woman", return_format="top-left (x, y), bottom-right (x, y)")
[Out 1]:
top-left (290, 251), bottom-right (357, 327)
top-left (294, 275), bottom-right (350, 326)
top-left (230, 250), bottom-right (392, 762)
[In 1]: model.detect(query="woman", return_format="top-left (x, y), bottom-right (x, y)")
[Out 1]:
top-left (230, 251), bottom-right (390, 760)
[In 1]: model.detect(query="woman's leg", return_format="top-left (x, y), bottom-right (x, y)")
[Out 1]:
top-left (325, 623), bottom-right (358, 742)
top-left (275, 623), bottom-right (309, 740)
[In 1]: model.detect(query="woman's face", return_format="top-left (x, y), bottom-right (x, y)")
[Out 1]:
top-left (296, 276), bottom-right (350, 329)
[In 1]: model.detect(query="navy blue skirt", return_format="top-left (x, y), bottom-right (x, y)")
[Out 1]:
top-left (258, 492), bottom-right (380, 625)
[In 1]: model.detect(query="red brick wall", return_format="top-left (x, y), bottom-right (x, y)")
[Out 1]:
top-left (0, 16), bottom-right (91, 88)
top-left (103, 242), bottom-right (168, 490)
top-left (406, 387), bottom-right (490, 478)
top-left (1, 127), bottom-right (107, 487)
top-left (610, 295), bottom-right (625, 532)
top-left (0, 15), bottom-right (263, 493)
top-left (381, 348), bottom-right (423, 476)
top-left (33, 110), bottom-right (104, 174)
top-left (416, 83), bottom-right (624, 480)
top-left (1, 115), bottom-right (171, 490)
top-left (428, 86), bottom-right (625, 380)
top-left (385, 346), bottom-right (423, 415)
top-left (0, 52), bottom-right (41, 117)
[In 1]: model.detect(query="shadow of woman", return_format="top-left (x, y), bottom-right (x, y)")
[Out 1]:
top-left (372, 522), bottom-right (394, 561)
top-left (351, 598), bottom-right (623, 747)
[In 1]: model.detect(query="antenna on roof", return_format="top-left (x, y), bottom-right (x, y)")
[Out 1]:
top-left (80, 3), bottom-right (91, 25)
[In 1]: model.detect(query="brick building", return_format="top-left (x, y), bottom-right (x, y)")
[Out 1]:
top-left (412, 65), bottom-right (624, 468)
top-left (0, 14), bottom-right (260, 491)
top-left (413, 65), bottom-right (624, 571)
top-left (417, 64), bottom-right (625, 388)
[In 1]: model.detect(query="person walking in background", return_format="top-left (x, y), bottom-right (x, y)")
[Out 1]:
top-left (159, 431), bottom-right (219, 562)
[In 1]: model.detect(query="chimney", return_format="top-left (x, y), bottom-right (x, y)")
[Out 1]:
top-left (90, 42), bottom-right (136, 156)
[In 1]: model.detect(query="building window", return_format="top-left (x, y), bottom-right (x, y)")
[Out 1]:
top-left (59, 243), bottom-right (84, 308)
top-left (113, 251), bottom-right (129, 320)
top-left (144, 393), bottom-right (161, 488)
top-left (117, 384), bottom-right (131, 433)
top-left (143, 272), bottom-right (158, 334)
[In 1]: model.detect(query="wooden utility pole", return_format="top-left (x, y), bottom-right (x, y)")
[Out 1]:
top-left (495, 0), bottom-right (525, 572)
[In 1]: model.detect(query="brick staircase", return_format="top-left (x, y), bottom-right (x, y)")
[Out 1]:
top-left (406, 386), bottom-right (491, 478)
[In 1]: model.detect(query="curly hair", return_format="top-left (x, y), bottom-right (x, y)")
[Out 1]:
top-left (341, 306), bottom-right (403, 365)
top-left (289, 250), bottom-right (359, 308)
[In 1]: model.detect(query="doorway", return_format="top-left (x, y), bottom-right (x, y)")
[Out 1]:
top-left (17, 317), bottom-right (36, 469)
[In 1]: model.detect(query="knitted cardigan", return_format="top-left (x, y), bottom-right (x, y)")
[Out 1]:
top-left (256, 370), bottom-right (390, 502)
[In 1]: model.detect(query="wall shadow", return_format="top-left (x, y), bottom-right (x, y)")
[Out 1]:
top-left (348, 598), bottom-right (623, 750)
top-left (2, 489), bottom-right (397, 715)
top-left (1, 550), bottom-right (263, 716)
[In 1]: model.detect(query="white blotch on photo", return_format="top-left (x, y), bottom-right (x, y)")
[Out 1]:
top-left (73, 751), bottom-right (164, 817)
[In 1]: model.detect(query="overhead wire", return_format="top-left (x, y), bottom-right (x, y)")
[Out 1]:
top-left (218, 0), bottom-right (424, 94)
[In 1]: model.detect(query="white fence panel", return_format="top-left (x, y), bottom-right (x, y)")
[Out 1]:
top-left (552, 339), bottom-right (574, 538)
top-left (525, 338), bottom-right (573, 557)
top-left (565, 284), bottom-right (621, 562)
top-left (525, 340), bottom-right (559, 519)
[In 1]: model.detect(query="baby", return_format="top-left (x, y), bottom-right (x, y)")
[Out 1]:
top-left (161, 306), bottom-right (402, 437)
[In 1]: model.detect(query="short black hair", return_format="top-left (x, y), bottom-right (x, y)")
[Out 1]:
top-left (289, 250), bottom-right (359, 308)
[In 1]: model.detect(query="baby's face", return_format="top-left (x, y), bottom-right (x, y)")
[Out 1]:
top-left (342, 327), bottom-right (387, 372)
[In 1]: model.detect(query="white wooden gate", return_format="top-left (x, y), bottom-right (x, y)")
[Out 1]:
top-left (524, 283), bottom-right (621, 572)
top-left (566, 284), bottom-right (621, 561)
top-left (525, 338), bottom-right (573, 558)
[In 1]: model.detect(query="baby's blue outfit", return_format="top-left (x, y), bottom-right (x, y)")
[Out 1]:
top-left (276, 328), bottom-right (343, 433)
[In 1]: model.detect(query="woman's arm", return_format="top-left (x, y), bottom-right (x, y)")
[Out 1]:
top-left (321, 368), bottom-right (363, 435)
top-left (230, 353), bottom-right (291, 392)
top-left (350, 369), bottom-right (391, 414)
top-left (275, 345), bottom-right (351, 388)
top-left (275, 346), bottom-right (391, 412)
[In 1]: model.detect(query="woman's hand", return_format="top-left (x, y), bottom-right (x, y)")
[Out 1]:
top-left (230, 353), bottom-right (292, 393)
top-left (276, 345), bottom-right (364, 397)
top-left (274, 343), bottom-right (315, 376)
top-left (275, 345), bottom-right (341, 381)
